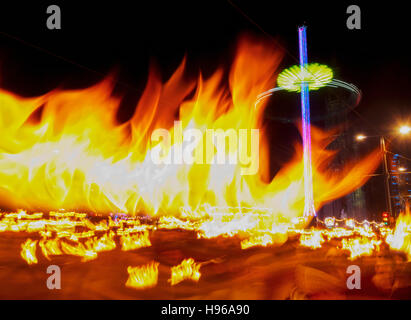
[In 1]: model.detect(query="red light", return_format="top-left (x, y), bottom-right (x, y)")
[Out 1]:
top-left (382, 212), bottom-right (389, 224)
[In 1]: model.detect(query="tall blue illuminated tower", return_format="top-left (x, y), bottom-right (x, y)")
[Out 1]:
top-left (298, 26), bottom-right (316, 217)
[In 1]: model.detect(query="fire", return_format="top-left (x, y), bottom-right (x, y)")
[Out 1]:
top-left (0, 35), bottom-right (381, 235)
top-left (39, 237), bottom-right (62, 260)
top-left (21, 238), bottom-right (38, 265)
top-left (299, 230), bottom-right (324, 249)
top-left (126, 262), bottom-right (159, 290)
top-left (120, 230), bottom-right (151, 251)
top-left (325, 227), bottom-right (354, 239)
top-left (241, 234), bottom-right (273, 249)
top-left (169, 258), bottom-right (201, 286)
top-left (60, 240), bottom-right (98, 262)
top-left (87, 231), bottom-right (117, 253)
top-left (386, 211), bottom-right (411, 259)
top-left (341, 237), bottom-right (382, 260)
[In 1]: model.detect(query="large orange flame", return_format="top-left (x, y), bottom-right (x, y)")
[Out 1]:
top-left (0, 35), bottom-right (381, 227)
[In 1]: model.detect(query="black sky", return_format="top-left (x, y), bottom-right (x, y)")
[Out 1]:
top-left (0, 0), bottom-right (410, 156)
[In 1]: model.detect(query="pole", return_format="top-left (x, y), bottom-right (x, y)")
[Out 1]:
top-left (298, 26), bottom-right (316, 218)
top-left (380, 136), bottom-right (393, 217)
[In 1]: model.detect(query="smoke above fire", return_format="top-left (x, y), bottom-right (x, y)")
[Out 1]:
top-left (0, 35), bottom-right (381, 222)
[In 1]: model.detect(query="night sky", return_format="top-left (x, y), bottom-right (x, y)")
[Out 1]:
top-left (0, 1), bottom-right (410, 216)
top-left (1, 1), bottom-right (410, 141)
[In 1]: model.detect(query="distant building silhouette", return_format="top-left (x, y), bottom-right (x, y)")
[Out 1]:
top-left (390, 153), bottom-right (411, 217)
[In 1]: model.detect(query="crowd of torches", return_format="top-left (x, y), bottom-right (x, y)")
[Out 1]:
top-left (1, 206), bottom-right (410, 290)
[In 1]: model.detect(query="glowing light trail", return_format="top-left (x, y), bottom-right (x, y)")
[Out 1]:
top-left (298, 26), bottom-right (316, 217)
top-left (255, 79), bottom-right (361, 108)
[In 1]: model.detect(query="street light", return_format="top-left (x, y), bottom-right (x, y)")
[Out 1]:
top-left (355, 125), bottom-right (410, 218)
top-left (399, 125), bottom-right (411, 135)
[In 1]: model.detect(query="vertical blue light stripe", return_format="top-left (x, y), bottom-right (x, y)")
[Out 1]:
top-left (298, 26), bottom-right (316, 217)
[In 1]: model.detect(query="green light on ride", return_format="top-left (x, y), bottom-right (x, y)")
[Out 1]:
top-left (277, 63), bottom-right (333, 92)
